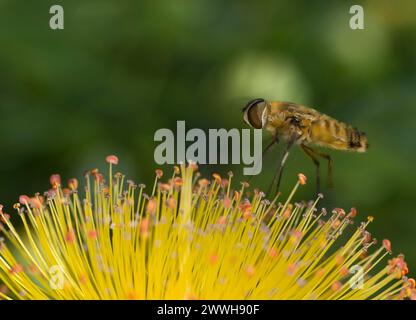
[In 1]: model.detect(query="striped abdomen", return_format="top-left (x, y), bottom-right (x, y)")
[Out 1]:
top-left (308, 117), bottom-right (368, 153)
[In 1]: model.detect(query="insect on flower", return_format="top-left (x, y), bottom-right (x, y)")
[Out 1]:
top-left (243, 98), bottom-right (369, 195)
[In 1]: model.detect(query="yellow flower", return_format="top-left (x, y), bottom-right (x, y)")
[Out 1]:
top-left (0, 156), bottom-right (414, 300)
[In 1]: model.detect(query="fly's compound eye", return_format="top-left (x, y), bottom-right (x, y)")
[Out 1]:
top-left (243, 98), bottom-right (267, 129)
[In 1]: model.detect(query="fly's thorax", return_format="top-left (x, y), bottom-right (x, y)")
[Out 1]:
top-left (265, 121), bottom-right (306, 142)
top-left (266, 105), bottom-right (289, 127)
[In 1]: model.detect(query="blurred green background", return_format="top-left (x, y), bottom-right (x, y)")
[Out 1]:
top-left (0, 1), bottom-right (415, 270)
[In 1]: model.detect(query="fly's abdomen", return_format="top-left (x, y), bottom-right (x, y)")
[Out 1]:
top-left (345, 126), bottom-right (368, 152)
top-left (309, 118), bottom-right (368, 152)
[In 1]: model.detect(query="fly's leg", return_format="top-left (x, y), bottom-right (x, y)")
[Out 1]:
top-left (304, 146), bottom-right (333, 188)
top-left (248, 135), bottom-right (279, 183)
top-left (301, 144), bottom-right (321, 195)
top-left (267, 135), bottom-right (298, 196)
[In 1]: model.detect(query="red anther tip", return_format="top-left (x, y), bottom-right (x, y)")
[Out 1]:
top-left (212, 173), bottom-right (222, 183)
top-left (68, 178), bottom-right (78, 190)
top-left (155, 169), bottom-right (163, 179)
top-left (65, 230), bottom-right (75, 243)
top-left (146, 198), bottom-right (157, 215)
top-left (383, 239), bottom-right (392, 252)
top-left (408, 278), bottom-right (415, 289)
top-left (88, 230), bottom-right (97, 239)
top-left (50, 174), bottom-right (61, 187)
top-left (198, 179), bottom-right (209, 188)
top-left (348, 207), bottom-right (357, 218)
top-left (173, 177), bottom-right (183, 187)
top-left (19, 195), bottom-right (30, 205)
top-left (106, 155), bottom-right (119, 165)
top-left (29, 197), bottom-right (42, 209)
top-left (298, 173), bottom-right (307, 185)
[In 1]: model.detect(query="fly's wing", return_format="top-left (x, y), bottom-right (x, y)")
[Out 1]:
top-left (280, 102), bottom-right (322, 121)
